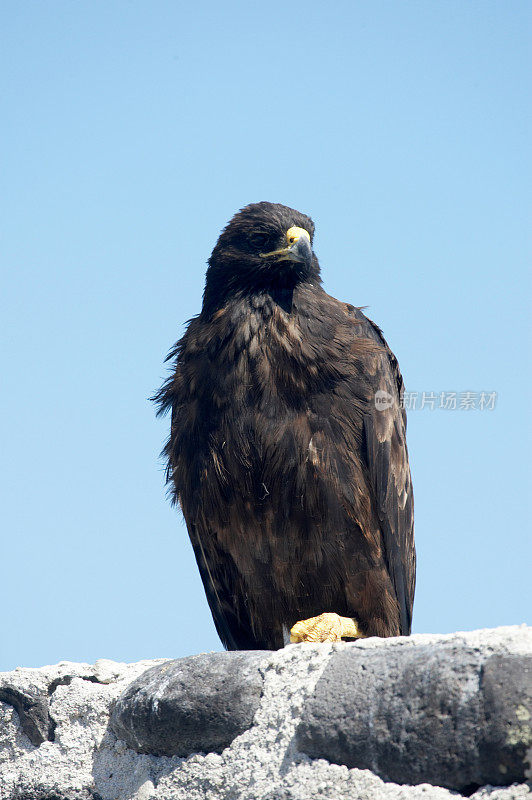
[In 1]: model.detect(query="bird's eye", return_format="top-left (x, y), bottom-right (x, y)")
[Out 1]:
top-left (249, 233), bottom-right (268, 250)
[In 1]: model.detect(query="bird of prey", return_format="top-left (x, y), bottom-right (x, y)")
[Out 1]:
top-left (155, 201), bottom-right (415, 650)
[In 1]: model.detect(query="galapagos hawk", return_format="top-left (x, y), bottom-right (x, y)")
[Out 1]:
top-left (155, 202), bottom-right (415, 649)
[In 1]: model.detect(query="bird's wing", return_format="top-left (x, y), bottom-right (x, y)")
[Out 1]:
top-left (187, 520), bottom-right (263, 651)
top-left (350, 308), bottom-right (416, 634)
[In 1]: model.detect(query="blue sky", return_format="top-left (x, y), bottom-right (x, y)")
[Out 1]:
top-left (1, 1), bottom-right (530, 671)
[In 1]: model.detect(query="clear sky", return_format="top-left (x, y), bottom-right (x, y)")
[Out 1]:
top-left (1, 1), bottom-right (530, 672)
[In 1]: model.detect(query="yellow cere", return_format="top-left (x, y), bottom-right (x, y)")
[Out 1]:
top-left (286, 226), bottom-right (310, 245)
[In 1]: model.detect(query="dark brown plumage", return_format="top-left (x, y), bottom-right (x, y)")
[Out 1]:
top-left (155, 201), bottom-right (415, 650)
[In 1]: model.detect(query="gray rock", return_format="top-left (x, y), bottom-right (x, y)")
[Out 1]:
top-left (296, 639), bottom-right (532, 793)
top-left (1, 628), bottom-right (530, 800)
top-left (109, 651), bottom-right (268, 757)
top-left (8, 789), bottom-right (98, 800)
top-left (480, 655), bottom-right (532, 785)
top-left (0, 686), bottom-right (51, 746)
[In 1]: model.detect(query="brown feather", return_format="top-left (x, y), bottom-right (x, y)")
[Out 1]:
top-left (154, 202), bottom-right (415, 649)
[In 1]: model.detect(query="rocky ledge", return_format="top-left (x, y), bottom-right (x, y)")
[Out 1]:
top-left (0, 626), bottom-right (530, 800)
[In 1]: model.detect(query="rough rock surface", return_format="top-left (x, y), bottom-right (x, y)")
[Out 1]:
top-left (110, 651), bottom-right (266, 756)
top-left (297, 639), bottom-right (532, 791)
top-left (0, 626), bottom-right (530, 800)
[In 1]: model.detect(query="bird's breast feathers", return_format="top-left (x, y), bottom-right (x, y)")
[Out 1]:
top-left (196, 289), bottom-right (381, 403)
top-left (173, 289), bottom-right (386, 529)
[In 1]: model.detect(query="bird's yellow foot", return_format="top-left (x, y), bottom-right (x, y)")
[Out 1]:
top-left (290, 612), bottom-right (361, 643)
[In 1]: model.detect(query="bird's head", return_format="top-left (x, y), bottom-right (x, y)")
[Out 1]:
top-left (203, 202), bottom-right (320, 312)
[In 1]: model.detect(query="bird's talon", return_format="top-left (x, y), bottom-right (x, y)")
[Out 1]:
top-left (290, 612), bottom-right (361, 643)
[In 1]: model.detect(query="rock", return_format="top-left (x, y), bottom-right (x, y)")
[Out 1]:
top-left (0, 627), bottom-right (530, 800)
top-left (296, 638), bottom-right (532, 793)
top-left (0, 686), bottom-right (51, 746)
top-left (480, 655), bottom-right (532, 784)
top-left (109, 651), bottom-right (268, 756)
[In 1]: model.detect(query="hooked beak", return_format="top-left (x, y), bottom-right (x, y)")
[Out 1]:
top-left (259, 226), bottom-right (313, 267)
